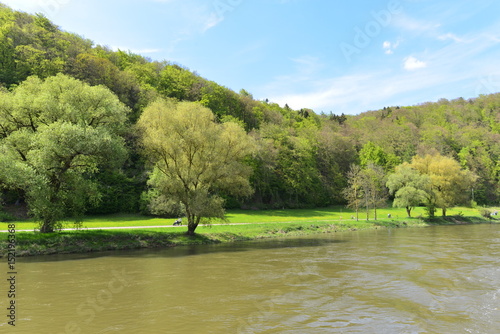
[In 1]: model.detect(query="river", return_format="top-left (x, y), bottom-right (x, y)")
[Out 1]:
top-left (4, 224), bottom-right (500, 333)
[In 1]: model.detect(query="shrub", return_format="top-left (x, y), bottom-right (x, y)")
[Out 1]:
top-left (479, 208), bottom-right (492, 220)
top-left (0, 211), bottom-right (16, 222)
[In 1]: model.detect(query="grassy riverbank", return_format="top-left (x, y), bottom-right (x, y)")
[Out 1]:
top-left (1, 206), bottom-right (498, 257)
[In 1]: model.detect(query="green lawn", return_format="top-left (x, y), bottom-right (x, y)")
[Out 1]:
top-left (1, 205), bottom-right (494, 232)
top-left (1, 205), bottom-right (497, 257)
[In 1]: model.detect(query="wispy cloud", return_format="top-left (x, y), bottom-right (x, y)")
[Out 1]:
top-left (392, 14), bottom-right (440, 34)
top-left (291, 55), bottom-right (324, 76)
top-left (262, 19), bottom-right (500, 114)
top-left (1, 0), bottom-right (70, 17)
top-left (437, 33), bottom-right (463, 42)
top-left (147, 0), bottom-right (231, 34)
top-left (1, 0), bottom-right (46, 11)
top-left (143, 0), bottom-right (240, 56)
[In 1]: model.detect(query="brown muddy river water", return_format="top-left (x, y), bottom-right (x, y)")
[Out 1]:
top-left (5, 224), bottom-right (500, 333)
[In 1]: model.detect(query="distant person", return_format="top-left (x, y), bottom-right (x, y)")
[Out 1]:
top-left (173, 218), bottom-right (182, 226)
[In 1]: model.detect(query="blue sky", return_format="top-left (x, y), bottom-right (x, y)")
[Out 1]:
top-left (3, 0), bottom-right (500, 114)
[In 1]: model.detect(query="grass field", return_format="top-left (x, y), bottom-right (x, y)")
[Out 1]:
top-left (1, 206), bottom-right (497, 257)
top-left (0, 205), bottom-right (491, 232)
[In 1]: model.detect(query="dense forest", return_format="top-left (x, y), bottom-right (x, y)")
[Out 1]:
top-left (0, 4), bottom-right (499, 228)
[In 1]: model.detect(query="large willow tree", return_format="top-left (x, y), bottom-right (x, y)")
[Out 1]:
top-left (409, 154), bottom-right (477, 217)
top-left (0, 74), bottom-right (129, 232)
top-left (137, 98), bottom-right (256, 235)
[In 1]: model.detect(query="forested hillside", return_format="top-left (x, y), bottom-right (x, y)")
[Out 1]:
top-left (1, 4), bottom-right (499, 226)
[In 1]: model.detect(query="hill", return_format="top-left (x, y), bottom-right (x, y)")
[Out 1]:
top-left (0, 3), bottom-right (499, 224)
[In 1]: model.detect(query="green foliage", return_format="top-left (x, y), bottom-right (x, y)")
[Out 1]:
top-left (360, 164), bottom-right (388, 220)
top-left (87, 170), bottom-right (142, 214)
top-left (342, 165), bottom-right (364, 220)
top-left (0, 210), bottom-right (15, 222)
top-left (479, 208), bottom-right (493, 220)
top-left (316, 127), bottom-right (357, 204)
top-left (359, 141), bottom-right (400, 171)
top-left (343, 163), bottom-right (388, 221)
top-left (386, 164), bottom-right (430, 217)
top-left (158, 64), bottom-right (204, 101)
top-left (1, 4), bottom-right (500, 221)
top-left (137, 98), bottom-right (257, 234)
top-left (66, 53), bottom-right (141, 111)
top-left (409, 153), bottom-right (477, 217)
top-left (0, 74), bottom-right (129, 232)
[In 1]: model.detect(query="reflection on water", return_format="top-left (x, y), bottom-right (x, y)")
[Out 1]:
top-left (8, 224), bottom-right (500, 333)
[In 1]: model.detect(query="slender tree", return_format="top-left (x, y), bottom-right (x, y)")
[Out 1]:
top-left (343, 165), bottom-right (364, 221)
top-left (360, 163), bottom-right (387, 220)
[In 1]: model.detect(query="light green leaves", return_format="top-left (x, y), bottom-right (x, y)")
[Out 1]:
top-left (0, 74), bottom-right (129, 232)
top-left (138, 98), bottom-right (256, 234)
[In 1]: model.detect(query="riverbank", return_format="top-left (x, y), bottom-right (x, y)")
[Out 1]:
top-left (1, 208), bottom-right (497, 257)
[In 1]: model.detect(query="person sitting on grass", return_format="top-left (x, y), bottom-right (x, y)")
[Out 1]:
top-left (173, 218), bottom-right (182, 226)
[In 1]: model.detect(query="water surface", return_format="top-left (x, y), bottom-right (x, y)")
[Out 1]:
top-left (6, 224), bottom-right (500, 333)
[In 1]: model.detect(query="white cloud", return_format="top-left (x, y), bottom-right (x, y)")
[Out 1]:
top-left (438, 33), bottom-right (463, 42)
top-left (291, 55), bottom-right (323, 76)
top-left (403, 56), bottom-right (427, 71)
top-left (393, 14), bottom-right (440, 33)
top-left (383, 41), bottom-right (393, 54)
top-left (265, 63), bottom-right (465, 114)
top-left (383, 40), bottom-right (401, 55)
top-left (1, 0), bottom-right (45, 11)
top-left (1, 0), bottom-right (70, 17)
top-left (262, 31), bottom-right (500, 114)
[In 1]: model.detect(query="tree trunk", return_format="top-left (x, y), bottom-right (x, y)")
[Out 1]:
top-left (442, 207), bottom-right (447, 217)
top-left (40, 220), bottom-right (55, 233)
top-left (186, 224), bottom-right (197, 236)
top-left (366, 197), bottom-right (369, 221)
top-left (406, 206), bottom-right (412, 217)
top-left (186, 215), bottom-right (200, 236)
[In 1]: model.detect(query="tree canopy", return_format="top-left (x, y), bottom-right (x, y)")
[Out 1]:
top-left (0, 4), bottom-right (499, 228)
top-left (137, 99), bottom-right (256, 235)
top-left (0, 74), bottom-right (128, 232)
top-left (409, 154), bottom-right (477, 217)
top-left (386, 164), bottom-right (430, 217)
